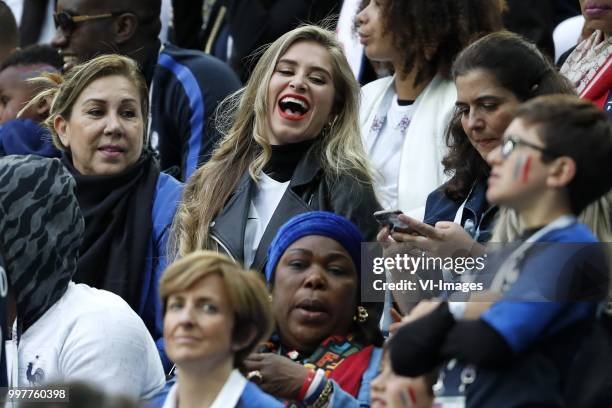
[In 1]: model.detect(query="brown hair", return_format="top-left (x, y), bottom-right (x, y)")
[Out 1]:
top-left (160, 250), bottom-right (274, 367)
top-left (371, 0), bottom-right (504, 85)
top-left (514, 95), bottom-right (612, 215)
top-left (442, 31), bottom-right (576, 201)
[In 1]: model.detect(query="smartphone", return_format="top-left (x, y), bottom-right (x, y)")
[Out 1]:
top-left (373, 210), bottom-right (416, 234)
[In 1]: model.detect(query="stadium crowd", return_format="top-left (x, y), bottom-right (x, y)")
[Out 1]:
top-left (0, 0), bottom-right (611, 407)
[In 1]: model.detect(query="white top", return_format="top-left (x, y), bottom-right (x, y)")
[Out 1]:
top-left (5, 282), bottom-right (165, 399)
top-left (244, 173), bottom-right (290, 267)
top-left (162, 369), bottom-right (248, 408)
top-left (360, 75), bottom-right (456, 220)
top-left (368, 98), bottom-right (415, 209)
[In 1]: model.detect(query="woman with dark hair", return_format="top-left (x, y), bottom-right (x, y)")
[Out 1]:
top-left (379, 31), bottom-right (575, 275)
top-left (243, 211), bottom-right (384, 407)
top-left (356, 0), bottom-right (504, 217)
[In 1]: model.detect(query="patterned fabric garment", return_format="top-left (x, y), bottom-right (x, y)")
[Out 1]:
top-left (0, 155), bottom-right (84, 335)
top-left (262, 334), bottom-right (364, 375)
top-left (261, 334), bottom-right (370, 406)
top-left (561, 30), bottom-right (612, 95)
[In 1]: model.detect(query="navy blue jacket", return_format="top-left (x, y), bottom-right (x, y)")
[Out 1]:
top-left (423, 178), bottom-right (497, 244)
top-left (143, 172), bottom-right (183, 371)
top-left (0, 119), bottom-right (61, 158)
top-left (148, 43), bottom-right (241, 181)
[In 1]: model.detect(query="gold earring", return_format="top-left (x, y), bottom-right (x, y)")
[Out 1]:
top-left (353, 306), bottom-right (368, 323)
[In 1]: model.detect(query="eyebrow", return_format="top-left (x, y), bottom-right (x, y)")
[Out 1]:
top-left (325, 253), bottom-right (352, 263)
top-left (276, 59), bottom-right (332, 79)
top-left (82, 98), bottom-right (139, 104)
top-left (168, 294), bottom-right (218, 303)
top-left (456, 94), bottom-right (507, 106)
top-left (286, 248), bottom-right (352, 262)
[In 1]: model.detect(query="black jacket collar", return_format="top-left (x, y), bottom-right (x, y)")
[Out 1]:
top-left (210, 146), bottom-right (323, 270)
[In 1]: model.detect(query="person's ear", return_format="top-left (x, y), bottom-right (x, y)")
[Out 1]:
top-left (546, 156), bottom-right (576, 188)
top-left (54, 115), bottom-right (70, 149)
top-left (113, 13), bottom-right (138, 45)
top-left (231, 325), bottom-right (258, 353)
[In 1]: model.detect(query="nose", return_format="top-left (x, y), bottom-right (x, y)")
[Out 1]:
top-left (486, 145), bottom-right (502, 166)
top-left (356, 3), bottom-right (369, 26)
top-left (466, 110), bottom-right (484, 132)
top-left (104, 112), bottom-right (124, 137)
top-left (175, 303), bottom-right (196, 327)
top-left (303, 265), bottom-right (327, 290)
top-left (51, 28), bottom-right (69, 49)
top-left (289, 75), bottom-right (307, 92)
top-left (370, 373), bottom-right (385, 393)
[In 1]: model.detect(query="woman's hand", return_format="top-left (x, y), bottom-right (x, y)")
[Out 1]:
top-left (243, 353), bottom-right (310, 399)
top-left (390, 215), bottom-right (477, 259)
top-left (389, 300), bottom-right (443, 334)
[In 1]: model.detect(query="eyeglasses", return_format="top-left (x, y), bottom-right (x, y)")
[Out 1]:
top-left (500, 134), bottom-right (558, 159)
top-left (53, 10), bottom-right (124, 34)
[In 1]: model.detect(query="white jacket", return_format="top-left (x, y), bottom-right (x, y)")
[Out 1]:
top-left (6, 282), bottom-right (165, 399)
top-left (360, 75), bottom-right (457, 220)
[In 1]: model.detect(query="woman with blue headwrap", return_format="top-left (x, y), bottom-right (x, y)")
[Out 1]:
top-left (243, 211), bottom-right (384, 407)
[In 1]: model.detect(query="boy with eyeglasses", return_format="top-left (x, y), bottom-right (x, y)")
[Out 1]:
top-left (389, 94), bottom-right (612, 407)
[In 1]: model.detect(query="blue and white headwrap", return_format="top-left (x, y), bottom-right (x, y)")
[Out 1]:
top-left (265, 211), bottom-right (364, 283)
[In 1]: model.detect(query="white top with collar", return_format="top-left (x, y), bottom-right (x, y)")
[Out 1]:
top-left (162, 369), bottom-right (248, 408)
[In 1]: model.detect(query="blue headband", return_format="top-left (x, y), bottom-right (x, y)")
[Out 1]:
top-left (265, 211), bottom-right (363, 283)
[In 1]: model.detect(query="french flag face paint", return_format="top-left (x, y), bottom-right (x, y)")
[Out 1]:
top-left (513, 155), bottom-right (532, 183)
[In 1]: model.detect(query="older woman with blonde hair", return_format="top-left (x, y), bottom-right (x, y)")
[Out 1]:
top-left (24, 54), bottom-right (183, 369)
top-left (171, 25), bottom-right (380, 271)
top-left (157, 250), bottom-right (281, 408)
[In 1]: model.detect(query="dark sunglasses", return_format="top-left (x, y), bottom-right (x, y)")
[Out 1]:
top-left (500, 134), bottom-right (558, 160)
top-left (53, 10), bottom-right (124, 34)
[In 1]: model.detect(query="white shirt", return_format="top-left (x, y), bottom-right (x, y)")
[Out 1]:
top-left (162, 369), bottom-right (248, 408)
top-left (360, 76), bottom-right (456, 220)
top-left (244, 173), bottom-right (290, 267)
top-left (368, 98), bottom-right (415, 209)
top-left (5, 282), bottom-right (165, 399)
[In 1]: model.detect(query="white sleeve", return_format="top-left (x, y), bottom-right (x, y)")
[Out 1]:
top-left (58, 306), bottom-right (165, 399)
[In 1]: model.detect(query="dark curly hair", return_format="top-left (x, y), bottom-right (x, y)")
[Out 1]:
top-left (442, 31), bottom-right (575, 201)
top-left (377, 0), bottom-right (504, 85)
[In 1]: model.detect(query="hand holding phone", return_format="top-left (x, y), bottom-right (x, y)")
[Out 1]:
top-left (374, 210), bottom-right (418, 234)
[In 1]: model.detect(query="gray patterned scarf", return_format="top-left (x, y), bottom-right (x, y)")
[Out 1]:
top-left (0, 155), bottom-right (84, 334)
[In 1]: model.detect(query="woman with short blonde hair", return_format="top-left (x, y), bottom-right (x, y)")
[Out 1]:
top-left (159, 250), bottom-right (280, 408)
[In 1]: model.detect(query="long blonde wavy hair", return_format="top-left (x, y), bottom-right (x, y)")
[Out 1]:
top-left (492, 191), bottom-right (612, 243)
top-left (171, 25), bottom-right (373, 257)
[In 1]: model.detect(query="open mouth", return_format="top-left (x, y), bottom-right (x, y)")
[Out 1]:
top-left (278, 95), bottom-right (310, 121)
